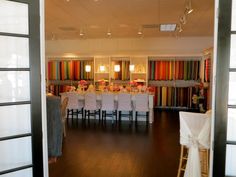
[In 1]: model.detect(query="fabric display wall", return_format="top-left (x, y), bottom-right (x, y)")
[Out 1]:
top-left (111, 61), bottom-right (130, 80)
top-left (152, 86), bottom-right (198, 108)
top-left (148, 60), bottom-right (200, 81)
top-left (48, 60), bottom-right (94, 81)
top-left (204, 58), bottom-right (211, 82)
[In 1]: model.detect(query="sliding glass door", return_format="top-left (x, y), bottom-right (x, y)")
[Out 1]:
top-left (214, 0), bottom-right (236, 176)
top-left (0, 0), bottom-right (43, 177)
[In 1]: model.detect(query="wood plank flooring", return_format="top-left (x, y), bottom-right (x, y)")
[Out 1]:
top-left (49, 110), bottom-right (180, 177)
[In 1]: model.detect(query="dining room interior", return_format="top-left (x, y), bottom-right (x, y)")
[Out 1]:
top-left (45, 0), bottom-right (215, 177)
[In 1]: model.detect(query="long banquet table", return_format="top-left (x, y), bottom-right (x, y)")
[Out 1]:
top-left (61, 91), bottom-right (154, 124)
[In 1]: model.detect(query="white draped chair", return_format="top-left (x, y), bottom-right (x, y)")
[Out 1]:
top-left (66, 92), bottom-right (84, 120)
top-left (117, 93), bottom-right (133, 122)
top-left (177, 111), bottom-right (211, 177)
top-left (134, 93), bottom-right (149, 123)
top-left (84, 92), bottom-right (101, 120)
top-left (101, 93), bottom-right (117, 122)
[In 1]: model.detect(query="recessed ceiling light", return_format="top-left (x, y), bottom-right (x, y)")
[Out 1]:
top-left (138, 31), bottom-right (143, 35)
top-left (107, 28), bottom-right (111, 37)
top-left (79, 28), bottom-right (84, 36)
top-left (66, 0), bottom-right (70, 2)
top-left (137, 26), bottom-right (143, 35)
top-left (160, 24), bottom-right (177, 32)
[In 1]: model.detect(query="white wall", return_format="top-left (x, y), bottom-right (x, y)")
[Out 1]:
top-left (46, 36), bottom-right (213, 57)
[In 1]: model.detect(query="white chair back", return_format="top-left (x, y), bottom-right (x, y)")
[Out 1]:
top-left (179, 111), bottom-right (211, 177)
top-left (66, 92), bottom-right (83, 109)
top-left (101, 93), bottom-right (115, 111)
top-left (117, 93), bottom-right (132, 111)
top-left (84, 92), bottom-right (97, 110)
top-left (134, 93), bottom-right (149, 112)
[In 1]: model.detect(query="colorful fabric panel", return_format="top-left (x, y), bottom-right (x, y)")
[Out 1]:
top-left (153, 86), bottom-right (198, 108)
top-left (204, 59), bottom-right (211, 82)
top-left (48, 60), bottom-right (94, 81)
top-left (148, 60), bottom-right (200, 81)
top-left (111, 60), bottom-right (130, 81)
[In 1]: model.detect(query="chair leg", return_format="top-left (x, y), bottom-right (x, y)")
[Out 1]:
top-left (129, 111), bottom-right (132, 123)
top-left (104, 111), bottom-right (106, 120)
top-left (146, 111), bottom-right (149, 123)
top-left (119, 111), bottom-right (121, 121)
top-left (99, 109), bottom-right (101, 120)
top-left (177, 145), bottom-right (184, 177)
top-left (115, 110), bottom-right (118, 121)
top-left (135, 111), bottom-right (138, 122)
top-left (82, 108), bottom-right (84, 119)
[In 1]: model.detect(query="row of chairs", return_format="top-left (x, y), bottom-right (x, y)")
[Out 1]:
top-left (62, 92), bottom-right (149, 122)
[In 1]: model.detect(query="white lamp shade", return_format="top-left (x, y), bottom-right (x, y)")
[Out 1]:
top-left (100, 65), bottom-right (105, 72)
top-left (129, 64), bottom-right (135, 72)
top-left (114, 65), bottom-right (120, 72)
top-left (85, 65), bottom-right (91, 72)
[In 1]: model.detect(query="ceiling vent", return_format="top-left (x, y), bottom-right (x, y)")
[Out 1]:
top-left (142, 24), bottom-right (159, 29)
top-left (58, 27), bottom-right (77, 31)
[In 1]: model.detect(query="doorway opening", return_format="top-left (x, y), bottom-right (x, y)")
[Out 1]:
top-left (44, 1), bottom-right (215, 177)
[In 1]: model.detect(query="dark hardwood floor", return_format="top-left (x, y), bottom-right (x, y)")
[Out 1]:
top-left (49, 110), bottom-right (180, 177)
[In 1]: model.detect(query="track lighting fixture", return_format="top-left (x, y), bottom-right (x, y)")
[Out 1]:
top-left (185, 0), bottom-right (194, 14)
top-left (176, 24), bottom-right (183, 33)
top-left (180, 15), bottom-right (187, 25)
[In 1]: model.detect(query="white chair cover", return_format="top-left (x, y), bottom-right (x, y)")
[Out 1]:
top-left (66, 92), bottom-right (83, 109)
top-left (101, 93), bottom-right (115, 111)
top-left (84, 92), bottom-right (97, 111)
top-left (117, 93), bottom-right (132, 111)
top-left (134, 93), bottom-right (149, 112)
top-left (179, 111), bottom-right (211, 177)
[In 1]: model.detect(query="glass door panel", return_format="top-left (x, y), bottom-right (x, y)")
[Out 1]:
top-left (0, 36), bottom-right (29, 68)
top-left (225, 2), bottom-right (236, 175)
top-left (0, 0), bottom-right (42, 176)
top-left (225, 145), bottom-right (236, 176)
top-left (0, 104), bottom-right (31, 138)
top-left (0, 0), bottom-right (28, 35)
top-left (1, 168), bottom-right (32, 177)
top-left (227, 109), bottom-right (236, 141)
top-left (0, 137), bottom-right (32, 172)
top-left (0, 71), bottom-right (30, 103)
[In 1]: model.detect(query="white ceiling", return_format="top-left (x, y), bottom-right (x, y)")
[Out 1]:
top-left (45, 0), bottom-right (214, 40)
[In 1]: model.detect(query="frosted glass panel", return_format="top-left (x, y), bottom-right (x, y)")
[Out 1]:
top-left (0, 104), bottom-right (31, 138)
top-left (232, 0), bottom-right (236, 31)
top-left (0, 36), bottom-right (29, 68)
top-left (0, 137), bottom-right (32, 172)
top-left (0, 71), bottom-right (30, 103)
top-left (230, 35), bottom-right (236, 68)
top-left (228, 72), bottom-right (236, 105)
top-left (1, 168), bottom-right (32, 177)
top-left (0, 1), bottom-right (28, 34)
top-left (225, 145), bottom-right (236, 176)
top-left (227, 109), bottom-right (236, 141)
